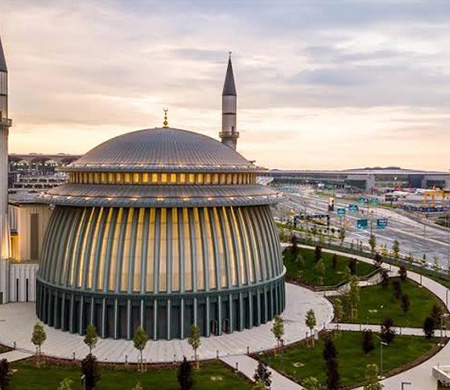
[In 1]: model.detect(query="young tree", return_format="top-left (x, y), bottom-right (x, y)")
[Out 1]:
top-left (338, 229), bottom-right (346, 247)
top-left (314, 246), bottom-right (322, 263)
top-left (57, 378), bottom-right (73, 390)
top-left (392, 279), bottom-right (402, 300)
top-left (323, 338), bottom-right (337, 361)
top-left (398, 266), bottom-right (407, 282)
top-left (348, 276), bottom-right (360, 320)
top-left (252, 380), bottom-right (266, 390)
top-left (302, 376), bottom-right (321, 390)
top-left (332, 253), bottom-right (338, 270)
top-left (188, 323), bottom-right (201, 369)
top-left (348, 258), bottom-right (357, 275)
top-left (305, 309), bottom-right (317, 347)
top-left (133, 326), bottom-right (148, 372)
top-left (392, 240), bottom-right (400, 262)
top-left (84, 323), bottom-right (98, 355)
top-left (0, 359), bottom-right (10, 390)
top-left (81, 353), bottom-right (100, 390)
top-left (253, 361), bottom-right (271, 389)
top-left (363, 364), bottom-right (382, 390)
top-left (368, 234), bottom-right (376, 257)
top-left (401, 294), bottom-right (410, 315)
top-left (334, 298), bottom-right (344, 330)
top-left (31, 322), bottom-right (46, 359)
top-left (316, 259), bottom-right (325, 285)
top-left (343, 266), bottom-right (351, 283)
top-left (271, 315), bottom-right (284, 351)
top-left (362, 329), bottom-right (375, 355)
top-left (373, 252), bottom-right (382, 269)
top-left (131, 382), bottom-right (143, 390)
top-left (380, 269), bottom-right (389, 287)
top-left (177, 357), bottom-right (194, 390)
top-left (380, 318), bottom-right (396, 344)
top-left (325, 356), bottom-right (340, 390)
top-left (423, 316), bottom-right (436, 339)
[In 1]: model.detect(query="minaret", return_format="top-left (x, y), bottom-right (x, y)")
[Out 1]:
top-left (220, 53), bottom-right (239, 150)
top-left (0, 31), bottom-right (11, 268)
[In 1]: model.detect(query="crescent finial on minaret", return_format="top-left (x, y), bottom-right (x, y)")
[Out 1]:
top-left (163, 108), bottom-right (169, 128)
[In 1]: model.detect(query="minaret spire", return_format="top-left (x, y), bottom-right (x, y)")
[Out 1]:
top-left (220, 53), bottom-right (239, 150)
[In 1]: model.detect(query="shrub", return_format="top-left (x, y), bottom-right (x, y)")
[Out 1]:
top-left (392, 279), bottom-right (402, 300)
top-left (423, 316), bottom-right (435, 339)
top-left (362, 329), bottom-right (375, 355)
top-left (380, 318), bottom-right (396, 344)
top-left (398, 266), bottom-right (407, 281)
top-left (0, 359), bottom-right (10, 390)
top-left (348, 258), bottom-right (357, 275)
top-left (177, 357), bottom-right (194, 390)
top-left (314, 246), bottom-right (322, 263)
top-left (81, 354), bottom-right (100, 390)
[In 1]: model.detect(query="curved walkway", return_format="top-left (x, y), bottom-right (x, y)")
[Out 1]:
top-left (0, 283), bottom-right (333, 364)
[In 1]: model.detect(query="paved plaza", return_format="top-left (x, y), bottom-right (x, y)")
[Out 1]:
top-left (0, 283), bottom-right (333, 364)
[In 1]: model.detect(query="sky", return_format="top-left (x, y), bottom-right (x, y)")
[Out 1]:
top-left (1, 0), bottom-right (450, 171)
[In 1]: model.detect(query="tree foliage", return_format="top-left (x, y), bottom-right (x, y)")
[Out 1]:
top-left (177, 357), bottom-right (194, 390)
top-left (253, 361), bottom-right (271, 389)
top-left (314, 246), bottom-right (322, 263)
top-left (373, 253), bottom-right (382, 268)
top-left (305, 309), bottom-right (317, 346)
top-left (423, 316), bottom-right (435, 339)
top-left (271, 315), bottom-right (284, 350)
top-left (31, 322), bottom-right (46, 356)
top-left (133, 326), bottom-right (148, 371)
top-left (57, 378), bottom-right (73, 390)
top-left (131, 382), bottom-right (143, 390)
top-left (81, 353), bottom-right (101, 390)
top-left (325, 357), bottom-right (340, 390)
top-left (0, 359), bottom-right (10, 390)
top-left (302, 376), bottom-right (321, 390)
top-left (323, 338), bottom-right (337, 361)
top-left (348, 276), bottom-right (360, 320)
top-left (380, 318), bottom-right (396, 344)
top-left (290, 234), bottom-right (299, 257)
top-left (188, 323), bottom-right (201, 368)
top-left (362, 329), bottom-right (375, 355)
top-left (392, 279), bottom-right (402, 300)
top-left (363, 364), bottom-right (382, 390)
top-left (392, 240), bottom-right (400, 261)
top-left (401, 294), bottom-right (410, 315)
top-left (84, 323), bottom-right (98, 354)
top-left (368, 234), bottom-right (376, 256)
top-left (334, 298), bottom-right (344, 325)
top-left (338, 229), bottom-right (346, 247)
top-left (398, 266), bottom-right (407, 281)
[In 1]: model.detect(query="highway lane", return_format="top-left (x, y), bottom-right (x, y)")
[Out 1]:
top-left (275, 188), bottom-right (450, 268)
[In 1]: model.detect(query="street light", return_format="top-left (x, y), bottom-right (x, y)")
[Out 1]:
top-left (401, 381), bottom-right (411, 390)
top-left (380, 341), bottom-right (388, 378)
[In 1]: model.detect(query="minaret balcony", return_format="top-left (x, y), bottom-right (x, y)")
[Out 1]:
top-left (0, 118), bottom-right (12, 127)
top-left (219, 131), bottom-right (239, 139)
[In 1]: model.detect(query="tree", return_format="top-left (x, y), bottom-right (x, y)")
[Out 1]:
top-left (368, 234), bottom-right (376, 257)
top-left (57, 378), bottom-right (73, 390)
top-left (424, 316), bottom-right (436, 339)
top-left (133, 326), bottom-right (148, 372)
top-left (348, 276), bottom-right (360, 320)
top-left (31, 322), bottom-right (46, 359)
top-left (348, 258), bottom-right (357, 275)
top-left (325, 357), bottom-right (340, 390)
top-left (295, 253), bottom-right (304, 268)
top-left (363, 364), bottom-right (382, 390)
top-left (0, 359), bottom-right (10, 390)
top-left (398, 266), bottom-right (407, 282)
top-left (401, 294), bottom-right (410, 315)
top-left (314, 246), bottom-right (322, 263)
top-left (131, 382), bottom-right (143, 390)
top-left (380, 318), bottom-right (395, 344)
top-left (392, 240), bottom-right (400, 262)
top-left (188, 323), bottom-right (201, 369)
top-left (305, 309), bottom-right (317, 347)
top-left (271, 315), bottom-right (284, 352)
top-left (430, 304), bottom-right (443, 325)
top-left (334, 298), bottom-right (344, 330)
top-left (252, 380), bottom-right (266, 390)
top-left (81, 353), bottom-right (100, 390)
top-left (290, 234), bottom-right (299, 257)
top-left (373, 252), bottom-right (382, 268)
top-left (316, 259), bottom-right (325, 285)
top-left (343, 266), bottom-right (351, 283)
top-left (332, 253), bottom-right (338, 270)
top-left (303, 376), bottom-right (321, 390)
top-left (177, 357), bottom-right (194, 390)
top-left (362, 329), bottom-right (375, 355)
top-left (253, 361), bottom-right (271, 389)
top-left (323, 338), bottom-right (337, 361)
top-left (380, 270), bottom-right (389, 287)
top-left (392, 279), bottom-right (402, 300)
top-left (84, 323), bottom-right (98, 355)
top-left (338, 229), bottom-right (346, 247)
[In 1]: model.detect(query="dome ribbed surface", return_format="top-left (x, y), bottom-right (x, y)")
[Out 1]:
top-left (73, 127), bottom-right (252, 169)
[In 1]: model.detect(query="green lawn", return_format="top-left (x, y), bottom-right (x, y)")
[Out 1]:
top-left (10, 360), bottom-right (252, 390)
top-left (284, 247), bottom-right (376, 288)
top-left (259, 331), bottom-right (438, 388)
top-left (333, 277), bottom-right (446, 327)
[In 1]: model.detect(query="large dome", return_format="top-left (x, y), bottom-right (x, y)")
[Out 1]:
top-left (70, 128), bottom-right (255, 172)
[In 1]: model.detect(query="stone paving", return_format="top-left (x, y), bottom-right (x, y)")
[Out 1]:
top-left (0, 282), bottom-right (333, 364)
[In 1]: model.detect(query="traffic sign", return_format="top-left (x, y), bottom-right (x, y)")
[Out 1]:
top-left (337, 208), bottom-right (346, 216)
top-left (357, 219), bottom-right (368, 230)
top-left (370, 198), bottom-right (379, 205)
top-left (348, 204), bottom-right (359, 213)
top-left (376, 218), bottom-right (388, 229)
top-left (359, 197), bottom-right (368, 204)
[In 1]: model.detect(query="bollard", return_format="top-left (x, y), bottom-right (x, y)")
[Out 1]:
top-left (125, 355), bottom-right (128, 364)
top-left (235, 362), bottom-right (239, 372)
top-left (247, 346), bottom-right (249, 355)
top-left (216, 350), bottom-right (219, 359)
top-left (174, 354), bottom-right (176, 363)
top-left (72, 352), bottom-right (76, 360)
top-left (13, 341), bottom-right (16, 350)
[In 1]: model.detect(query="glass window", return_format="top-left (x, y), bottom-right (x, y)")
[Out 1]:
top-left (161, 173), bottom-right (168, 183)
top-left (179, 173), bottom-right (186, 183)
top-left (133, 173), bottom-right (140, 183)
top-left (170, 173), bottom-right (177, 183)
top-left (100, 173), bottom-right (106, 183)
top-left (159, 208), bottom-right (167, 291)
top-left (152, 173), bottom-right (158, 183)
top-left (188, 173), bottom-right (195, 184)
top-left (197, 173), bottom-right (204, 184)
top-left (227, 174), bottom-right (232, 184)
top-left (124, 173), bottom-right (131, 184)
top-left (142, 173), bottom-right (149, 183)
top-left (213, 174), bottom-right (219, 184)
top-left (108, 172), bottom-right (115, 184)
top-left (116, 173), bottom-right (123, 184)
top-left (205, 174), bottom-right (211, 184)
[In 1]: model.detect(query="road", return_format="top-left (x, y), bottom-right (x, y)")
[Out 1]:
top-left (275, 187), bottom-right (450, 268)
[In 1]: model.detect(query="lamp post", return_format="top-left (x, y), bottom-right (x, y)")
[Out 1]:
top-left (401, 381), bottom-right (411, 390)
top-left (380, 341), bottom-right (388, 378)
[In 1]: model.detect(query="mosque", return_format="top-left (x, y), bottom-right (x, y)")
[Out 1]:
top-left (0, 32), bottom-right (286, 340)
